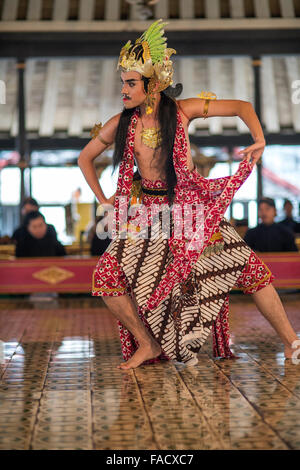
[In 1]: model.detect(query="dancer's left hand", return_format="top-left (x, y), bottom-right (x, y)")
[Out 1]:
top-left (107, 193), bottom-right (116, 206)
top-left (237, 140), bottom-right (266, 168)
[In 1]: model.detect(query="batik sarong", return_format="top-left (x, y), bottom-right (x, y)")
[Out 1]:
top-left (92, 107), bottom-right (274, 365)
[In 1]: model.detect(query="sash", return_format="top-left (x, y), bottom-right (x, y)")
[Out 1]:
top-left (112, 107), bottom-right (253, 314)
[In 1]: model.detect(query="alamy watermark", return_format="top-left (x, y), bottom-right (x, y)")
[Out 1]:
top-left (291, 80), bottom-right (300, 105)
top-left (95, 199), bottom-right (206, 253)
top-left (291, 339), bottom-right (300, 365)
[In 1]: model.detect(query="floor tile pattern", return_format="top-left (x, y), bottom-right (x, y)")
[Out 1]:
top-left (0, 294), bottom-right (299, 450)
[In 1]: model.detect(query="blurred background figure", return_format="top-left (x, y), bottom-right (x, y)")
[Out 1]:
top-left (20, 196), bottom-right (38, 215)
top-left (231, 218), bottom-right (249, 239)
top-left (244, 198), bottom-right (298, 252)
top-left (87, 210), bottom-right (112, 256)
top-left (71, 187), bottom-right (82, 226)
top-left (15, 211), bottom-right (66, 258)
top-left (12, 197), bottom-right (57, 244)
top-left (279, 199), bottom-right (300, 235)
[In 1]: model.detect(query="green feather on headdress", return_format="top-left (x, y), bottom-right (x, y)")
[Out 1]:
top-left (117, 19), bottom-right (175, 92)
top-left (123, 40), bottom-right (131, 51)
top-left (140, 19), bottom-right (168, 64)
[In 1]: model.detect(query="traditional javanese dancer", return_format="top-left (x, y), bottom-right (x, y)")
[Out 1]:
top-left (78, 20), bottom-right (299, 370)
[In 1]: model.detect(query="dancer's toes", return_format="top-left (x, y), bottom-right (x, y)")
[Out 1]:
top-left (118, 341), bottom-right (161, 370)
top-left (284, 346), bottom-right (293, 359)
top-left (284, 339), bottom-right (300, 359)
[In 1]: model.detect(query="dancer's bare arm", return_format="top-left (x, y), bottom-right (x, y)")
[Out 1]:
top-left (179, 98), bottom-right (265, 167)
top-left (78, 113), bottom-right (121, 204)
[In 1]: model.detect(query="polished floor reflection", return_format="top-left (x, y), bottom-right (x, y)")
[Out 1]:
top-left (0, 293), bottom-right (300, 450)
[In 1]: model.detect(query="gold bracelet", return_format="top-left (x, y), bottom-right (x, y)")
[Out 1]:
top-left (196, 91), bottom-right (217, 120)
top-left (203, 99), bottom-right (210, 119)
top-left (90, 122), bottom-right (112, 146)
top-left (97, 134), bottom-right (111, 146)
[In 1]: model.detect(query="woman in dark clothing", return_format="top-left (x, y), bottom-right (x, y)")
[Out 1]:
top-left (15, 211), bottom-right (66, 258)
top-left (12, 197), bottom-right (57, 243)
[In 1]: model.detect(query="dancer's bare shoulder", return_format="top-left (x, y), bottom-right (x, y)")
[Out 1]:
top-left (95, 113), bottom-right (122, 146)
top-left (79, 113), bottom-right (121, 162)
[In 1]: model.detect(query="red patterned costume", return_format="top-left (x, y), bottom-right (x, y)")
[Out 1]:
top-left (92, 107), bottom-right (274, 365)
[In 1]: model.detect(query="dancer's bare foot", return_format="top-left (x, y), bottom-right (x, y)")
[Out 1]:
top-left (117, 339), bottom-right (162, 370)
top-left (284, 338), bottom-right (300, 359)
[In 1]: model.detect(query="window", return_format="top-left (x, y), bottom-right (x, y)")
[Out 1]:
top-left (262, 145), bottom-right (300, 222)
top-left (0, 167), bottom-right (20, 205)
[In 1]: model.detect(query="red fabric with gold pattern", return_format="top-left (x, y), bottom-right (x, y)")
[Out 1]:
top-left (92, 252), bottom-right (131, 297)
top-left (235, 249), bottom-right (275, 294)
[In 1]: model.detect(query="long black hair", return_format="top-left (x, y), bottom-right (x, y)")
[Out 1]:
top-left (112, 47), bottom-right (183, 204)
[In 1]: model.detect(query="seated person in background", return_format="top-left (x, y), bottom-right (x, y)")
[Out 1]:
top-left (244, 197), bottom-right (298, 252)
top-left (15, 211), bottom-right (66, 257)
top-left (12, 197), bottom-right (57, 243)
top-left (231, 218), bottom-right (249, 240)
top-left (279, 198), bottom-right (300, 235)
top-left (89, 211), bottom-right (112, 256)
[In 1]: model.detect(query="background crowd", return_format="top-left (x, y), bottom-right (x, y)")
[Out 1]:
top-left (3, 194), bottom-right (299, 258)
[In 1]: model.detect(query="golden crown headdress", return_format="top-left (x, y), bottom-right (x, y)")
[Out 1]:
top-left (117, 19), bottom-right (176, 93)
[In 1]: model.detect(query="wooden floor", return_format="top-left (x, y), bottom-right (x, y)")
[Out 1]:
top-left (0, 293), bottom-right (300, 450)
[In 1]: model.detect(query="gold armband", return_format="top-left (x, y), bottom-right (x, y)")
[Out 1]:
top-left (196, 91), bottom-right (217, 120)
top-left (90, 122), bottom-right (112, 146)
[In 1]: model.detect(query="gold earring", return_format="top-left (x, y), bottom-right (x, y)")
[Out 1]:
top-left (145, 93), bottom-right (155, 114)
top-left (145, 76), bottom-right (157, 114)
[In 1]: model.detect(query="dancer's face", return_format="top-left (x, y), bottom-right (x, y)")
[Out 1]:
top-left (120, 71), bottom-right (146, 109)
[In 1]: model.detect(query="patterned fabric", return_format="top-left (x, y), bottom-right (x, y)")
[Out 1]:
top-left (235, 250), bottom-right (274, 294)
top-left (211, 297), bottom-right (234, 359)
top-left (92, 183), bottom-right (274, 365)
top-left (92, 252), bottom-right (130, 296)
top-left (92, 107), bottom-right (274, 365)
top-left (211, 250), bottom-right (275, 358)
top-left (110, 108), bottom-right (253, 316)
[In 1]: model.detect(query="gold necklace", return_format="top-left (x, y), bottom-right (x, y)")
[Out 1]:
top-left (140, 116), bottom-right (162, 150)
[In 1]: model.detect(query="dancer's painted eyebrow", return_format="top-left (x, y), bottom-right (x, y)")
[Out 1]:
top-left (120, 79), bottom-right (141, 83)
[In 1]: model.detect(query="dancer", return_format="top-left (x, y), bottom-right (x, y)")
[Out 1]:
top-left (78, 20), bottom-right (298, 369)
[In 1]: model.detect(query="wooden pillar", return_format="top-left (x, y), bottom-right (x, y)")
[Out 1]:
top-left (16, 61), bottom-right (30, 221)
top-left (252, 57), bottom-right (263, 205)
top-left (228, 146), bottom-right (233, 220)
top-left (29, 165), bottom-right (32, 196)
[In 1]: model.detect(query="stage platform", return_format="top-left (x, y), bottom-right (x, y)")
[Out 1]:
top-left (0, 252), bottom-right (300, 294)
top-left (0, 294), bottom-right (300, 450)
